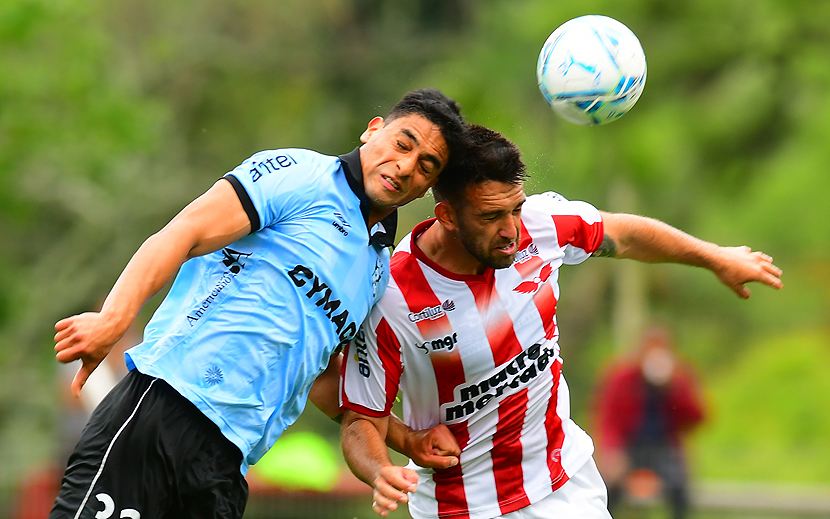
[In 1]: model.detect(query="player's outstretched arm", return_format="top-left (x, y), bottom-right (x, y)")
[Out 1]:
top-left (342, 410), bottom-right (418, 518)
top-left (597, 211), bottom-right (783, 298)
top-left (54, 179), bottom-right (252, 397)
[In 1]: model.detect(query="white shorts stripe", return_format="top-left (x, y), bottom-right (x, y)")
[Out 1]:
top-left (72, 378), bottom-right (158, 519)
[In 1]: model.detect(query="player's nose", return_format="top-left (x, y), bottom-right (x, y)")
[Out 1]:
top-left (397, 153), bottom-right (418, 176)
top-left (499, 218), bottom-right (518, 239)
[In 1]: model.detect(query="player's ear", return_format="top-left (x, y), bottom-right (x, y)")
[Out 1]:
top-left (434, 201), bottom-right (458, 231)
top-left (360, 117), bottom-right (385, 144)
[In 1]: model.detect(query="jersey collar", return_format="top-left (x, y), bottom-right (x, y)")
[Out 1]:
top-left (339, 147), bottom-right (398, 247)
top-left (409, 219), bottom-right (496, 284)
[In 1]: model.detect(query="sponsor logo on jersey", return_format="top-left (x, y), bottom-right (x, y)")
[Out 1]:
top-left (513, 243), bottom-right (539, 265)
top-left (247, 153), bottom-right (298, 182)
top-left (351, 328), bottom-right (372, 377)
top-left (332, 212), bottom-right (351, 236)
top-left (408, 299), bottom-right (455, 322)
top-left (288, 264), bottom-right (358, 344)
top-left (441, 343), bottom-right (556, 423)
top-left (371, 256), bottom-right (383, 300)
top-left (513, 262), bottom-right (553, 294)
top-left (186, 248), bottom-right (252, 326)
top-left (417, 332), bottom-right (458, 354)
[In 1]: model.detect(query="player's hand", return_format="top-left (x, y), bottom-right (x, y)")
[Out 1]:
top-left (404, 423), bottom-right (460, 469)
top-left (371, 465), bottom-right (418, 517)
top-left (54, 312), bottom-right (121, 398)
top-left (712, 246), bottom-right (783, 298)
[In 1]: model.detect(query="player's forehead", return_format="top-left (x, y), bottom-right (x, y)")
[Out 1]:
top-left (464, 181), bottom-right (526, 213)
top-left (387, 114), bottom-right (449, 159)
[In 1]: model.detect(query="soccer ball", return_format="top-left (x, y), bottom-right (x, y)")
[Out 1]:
top-left (536, 15), bottom-right (647, 126)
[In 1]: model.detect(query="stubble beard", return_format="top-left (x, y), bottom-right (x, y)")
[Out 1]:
top-left (457, 227), bottom-right (517, 271)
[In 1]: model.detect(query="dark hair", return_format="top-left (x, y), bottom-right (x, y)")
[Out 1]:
top-left (387, 88), bottom-right (468, 177)
top-left (432, 124), bottom-right (527, 206)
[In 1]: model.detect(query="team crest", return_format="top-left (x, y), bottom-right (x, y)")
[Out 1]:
top-left (513, 263), bottom-right (553, 294)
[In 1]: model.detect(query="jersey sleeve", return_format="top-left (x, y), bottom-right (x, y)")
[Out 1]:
top-left (530, 191), bottom-right (604, 265)
top-left (223, 148), bottom-right (322, 232)
top-left (340, 306), bottom-right (404, 417)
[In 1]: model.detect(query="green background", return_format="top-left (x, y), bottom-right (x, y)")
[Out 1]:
top-left (1, 0), bottom-right (828, 515)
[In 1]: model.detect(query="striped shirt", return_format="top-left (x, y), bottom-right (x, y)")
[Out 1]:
top-left (342, 192), bottom-right (603, 519)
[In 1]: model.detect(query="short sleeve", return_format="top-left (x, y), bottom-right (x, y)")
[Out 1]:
top-left (528, 192), bottom-right (604, 265)
top-left (223, 149), bottom-right (325, 232)
top-left (340, 308), bottom-right (403, 417)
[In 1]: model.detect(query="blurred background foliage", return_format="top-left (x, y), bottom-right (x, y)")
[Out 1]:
top-left (1, 0), bottom-right (829, 509)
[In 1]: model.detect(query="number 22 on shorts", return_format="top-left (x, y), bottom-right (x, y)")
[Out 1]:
top-left (94, 493), bottom-right (140, 519)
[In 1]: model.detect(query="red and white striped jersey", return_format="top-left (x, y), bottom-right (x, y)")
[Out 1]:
top-left (341, 192), bottom-right (604, 519)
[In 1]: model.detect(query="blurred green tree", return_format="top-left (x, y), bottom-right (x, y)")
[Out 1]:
top-left (1, 0), bottom-right (828, 502)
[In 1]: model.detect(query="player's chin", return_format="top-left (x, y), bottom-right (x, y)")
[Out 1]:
top-left (366, 191), bottom-right (400, 211)
top-left (372, 185), bottom-right (412, 208)
top-left (486, 252), bottom-right (517, 270)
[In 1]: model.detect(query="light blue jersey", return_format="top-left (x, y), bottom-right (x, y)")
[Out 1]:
top-left (125, 148), bottom-right (392, 473)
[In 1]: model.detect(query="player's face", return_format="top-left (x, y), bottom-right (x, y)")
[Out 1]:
top-left (359, 114), bottom-right (449, 213)
top-left (454, 181), bottom-right (526, 270)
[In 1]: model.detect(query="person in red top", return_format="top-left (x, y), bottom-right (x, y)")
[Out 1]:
top-left (594, 326), bottom-right (705, 519)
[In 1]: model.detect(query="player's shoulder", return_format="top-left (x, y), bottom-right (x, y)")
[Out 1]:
top-left (226, 148), bottom-right (345, 195)
top-left (246, 148), bottom-right (336, 173)
top-left (524, 191), bottom-right (600, 219)
top-left (372, 234), bottom-right (416, 308)
top-left (524, 191), bottom-right (573, 211)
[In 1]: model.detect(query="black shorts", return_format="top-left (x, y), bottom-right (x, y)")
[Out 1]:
top-left (50, 370), bottom-right (248, 519)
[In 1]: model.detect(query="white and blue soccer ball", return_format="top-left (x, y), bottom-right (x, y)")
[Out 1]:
top-left (536, 15), bottom-right (647, 126)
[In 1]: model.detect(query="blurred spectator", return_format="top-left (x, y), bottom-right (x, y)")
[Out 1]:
top-left (594, 325), bottom-right (705, 519)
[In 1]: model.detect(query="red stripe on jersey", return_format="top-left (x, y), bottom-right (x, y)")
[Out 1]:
top-left (492, 390), bottom-right (531, 514)
top-left (341, 400), bottom-right (389, 418)
top-left (391, 252), bottom-right (454, 340)
top-left (514, 220), bottom-right (543, 278)
top-left (375, 318), bottom-right (403, 413)
top-left (544, 360), bottom-right (569, 490)
top-left (552, 214), bottom-right (604, 253)
top-left (466, 273), bottom-right (530, 510)
top-left (533, 282), bottom-right (558, 340)
top-left (434, 422), bottom-right (471, 519)
top-left (392, 250), bottom-right (471, 517)
top-left (466, 275), bottom-right (523, 365)
top-left (516, 221), bottom-right (559, 339)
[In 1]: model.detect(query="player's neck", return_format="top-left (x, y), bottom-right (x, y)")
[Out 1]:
top-left (417, 221), bottom-right (487, 276)
top-left (367, 207), bottom-right (393, 229)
